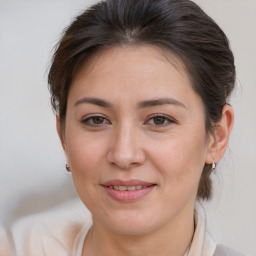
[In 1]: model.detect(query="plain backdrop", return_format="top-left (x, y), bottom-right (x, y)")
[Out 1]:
top-left (0, 0), bottom-right (255, 254)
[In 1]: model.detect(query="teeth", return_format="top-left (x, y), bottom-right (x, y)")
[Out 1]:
top-left (127, 186), bottom-right (135, 191)
top-left (109, 185), bottom-right (147, 191)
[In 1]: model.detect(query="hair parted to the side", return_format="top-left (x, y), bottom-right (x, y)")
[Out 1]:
top-left (48, 0), bottom-right (236, 200)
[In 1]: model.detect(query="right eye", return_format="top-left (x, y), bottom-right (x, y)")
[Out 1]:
top-left (81, 115), bottom-right (111, 127)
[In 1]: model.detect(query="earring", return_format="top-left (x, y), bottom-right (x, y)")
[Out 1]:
top-left (212, 160), bottom-right (216, 170)
top-left (65, 164), bottom-right (71, 172)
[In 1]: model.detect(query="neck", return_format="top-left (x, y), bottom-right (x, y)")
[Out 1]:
top-left (83, 207), bottom-right (195, 256)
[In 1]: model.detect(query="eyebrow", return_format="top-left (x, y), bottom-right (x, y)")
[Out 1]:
top-left (137, 98), bottom-right (187, 109)
top-left (74, 97), bottom-right (113, 108)
top-left (74, 97), bottom-right (186, 109)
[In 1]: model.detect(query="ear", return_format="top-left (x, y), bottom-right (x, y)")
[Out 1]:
top-left (205, 104), bottom-right (234, 165)
top-left (56, 115), bottom-right (67, 155)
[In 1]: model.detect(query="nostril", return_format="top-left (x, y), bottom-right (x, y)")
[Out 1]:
top-left (107, 144), bottom-right (146, 169)
top-left (110, 161), bottom-right (138, 170)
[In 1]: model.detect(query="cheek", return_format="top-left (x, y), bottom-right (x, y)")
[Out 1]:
top-left (66, 132), bottom-right (106, 181)
top-left (149, 134), bottom-right (207, 187)
top-left (65, 133), bottom-right (108, 210)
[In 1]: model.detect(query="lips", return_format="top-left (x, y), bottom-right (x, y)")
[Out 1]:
top-left (103, 179), bottom-right (155, 187)
top-left (107, 185), bottom-right (149, 191)
top-left (102, 179), bottom-right (156, 202)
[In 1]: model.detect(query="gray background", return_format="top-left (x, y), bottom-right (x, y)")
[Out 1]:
top-left (0, 0), bottom-right (255, 254)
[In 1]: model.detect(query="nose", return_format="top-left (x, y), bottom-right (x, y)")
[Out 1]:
top-left (107, 124), bottom-right (146, 170)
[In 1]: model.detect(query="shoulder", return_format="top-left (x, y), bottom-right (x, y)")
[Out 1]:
top-left (213, 244), bottom-right (251, 256)
top-left (11, 199), bottom-right (92, 256)
top-left (0, 225), bottom-right (12, 256)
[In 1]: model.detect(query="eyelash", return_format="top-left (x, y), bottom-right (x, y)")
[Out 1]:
top-left (81, 114), bottom-right (176, 128)
top-left (145, 114), bottom-right (175, 127)
top-left (81, 115), bottom-right (111, 127)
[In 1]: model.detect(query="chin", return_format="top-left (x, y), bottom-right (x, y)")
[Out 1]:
top-left (97, 210), bottom-right (160, 236)
top-left (110, 222), bottom-right (155, 236)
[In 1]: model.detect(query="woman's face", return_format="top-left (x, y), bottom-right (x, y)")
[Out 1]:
top-left (61, 45), bottom-right (213, 235)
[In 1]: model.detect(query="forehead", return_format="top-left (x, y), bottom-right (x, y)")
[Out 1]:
top-left (69, 45), bottom-right (201, 109)
top-left (75, 44), bottom-right (188, 82)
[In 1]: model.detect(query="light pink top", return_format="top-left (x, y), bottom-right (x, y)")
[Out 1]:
top-left (7, 199), bottom-right (217, 256)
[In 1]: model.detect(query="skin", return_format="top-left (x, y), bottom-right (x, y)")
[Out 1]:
top-left (57, 45), bottom-right (234, 256)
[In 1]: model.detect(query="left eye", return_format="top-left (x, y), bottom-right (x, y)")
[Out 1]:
top-left (81, 116), bottom-right (110, 126)
top-left (146, 115), bottom-right (174, 127)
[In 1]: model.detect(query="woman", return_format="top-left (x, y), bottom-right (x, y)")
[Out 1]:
top-left (9, 0), bottom-right (249, 255)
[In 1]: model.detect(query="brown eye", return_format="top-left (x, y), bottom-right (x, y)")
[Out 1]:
top-left (92, 116), bottom-right (105, 124)
top-left (82, 115), bottom-right (110, 127)
top-left (146, 115), bottom-right (175, 127)
top-left (153, 116), bottom-right (166, 125)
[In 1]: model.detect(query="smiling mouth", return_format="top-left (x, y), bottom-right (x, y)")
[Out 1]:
top-left (102, 181), bottom-right (156, 202)
top-left (106, 185), bottom-right (154, 191)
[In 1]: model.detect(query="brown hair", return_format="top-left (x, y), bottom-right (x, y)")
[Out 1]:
top-left (48, 0), bottom-right (235, 200)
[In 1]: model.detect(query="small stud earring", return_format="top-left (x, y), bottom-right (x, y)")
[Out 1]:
top-left (65, 164), bottom-right (71, 172)
top-left (212, 160), bottom-right (216, 170)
